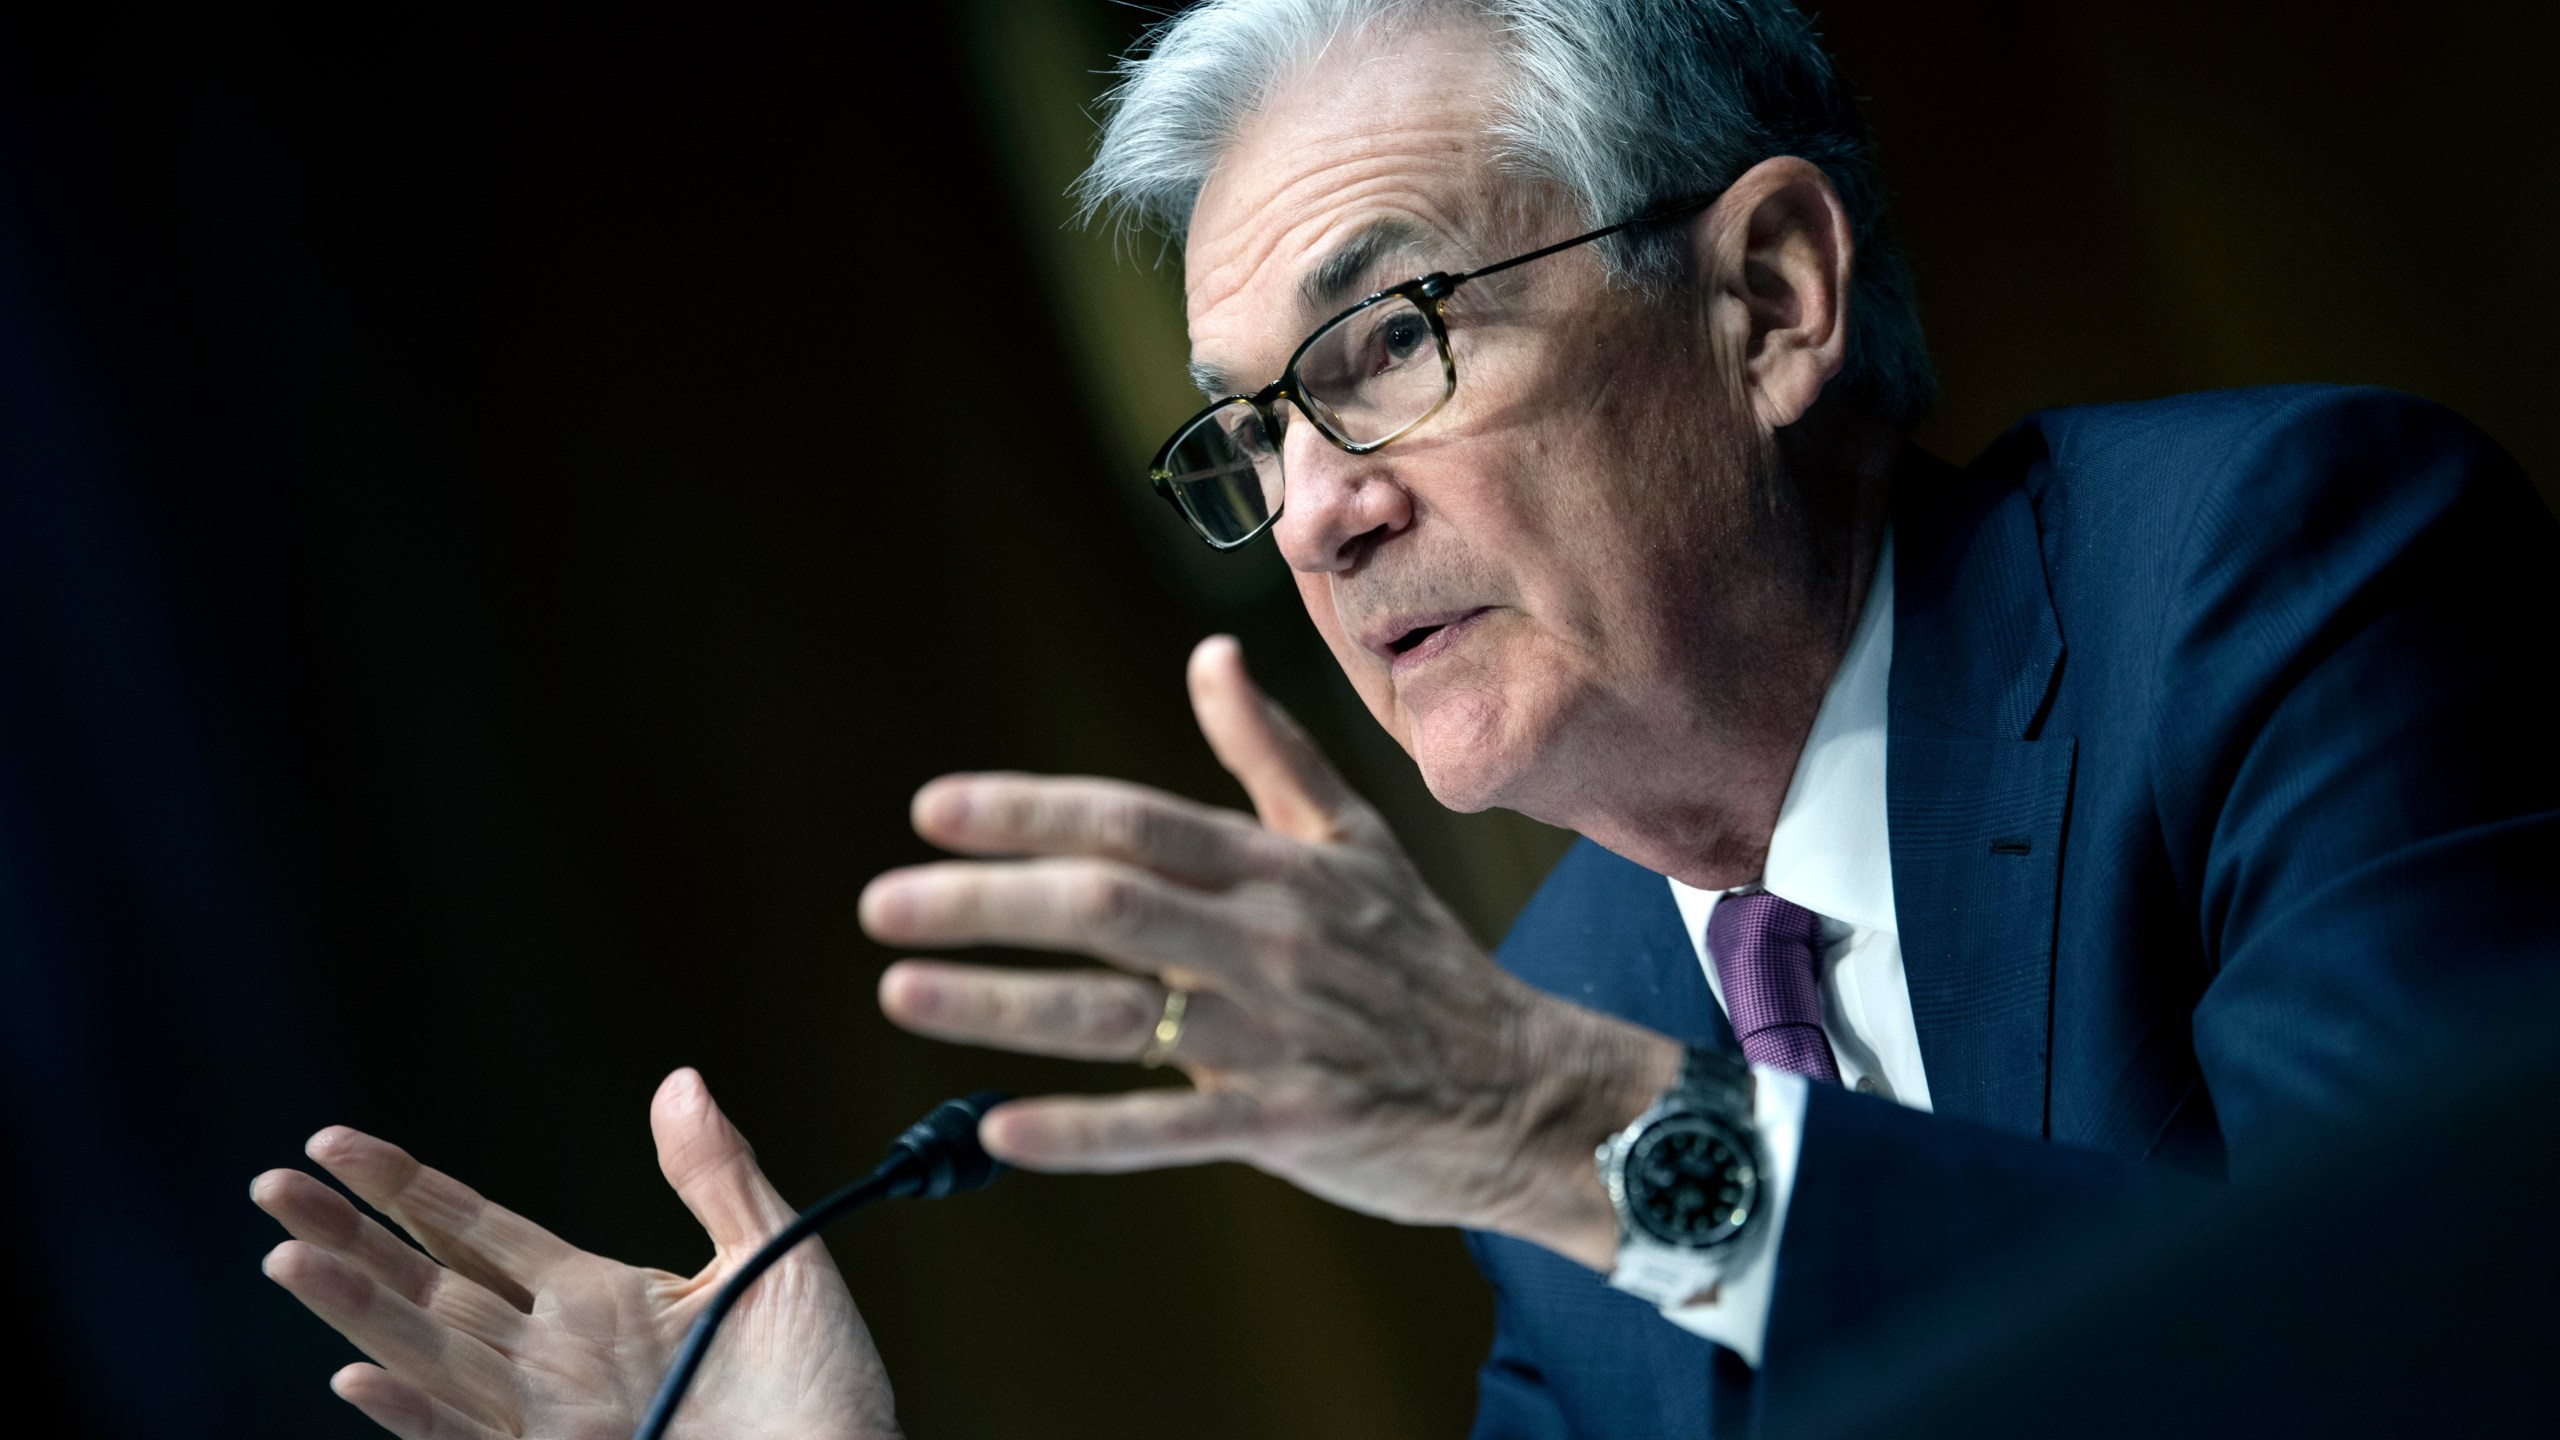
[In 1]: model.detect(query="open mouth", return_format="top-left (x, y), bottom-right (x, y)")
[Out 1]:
top-left (1378, 607), bottom-right (1491, 670)
top-left (1387, 624), bottom-right (1446, 656)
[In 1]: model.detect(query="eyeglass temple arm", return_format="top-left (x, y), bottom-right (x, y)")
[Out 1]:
top-left (1443, 191), bottom-right (1724, 287)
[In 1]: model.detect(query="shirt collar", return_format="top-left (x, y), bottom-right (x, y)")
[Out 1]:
top-left (1669, 535), bottom-right (1898, 935)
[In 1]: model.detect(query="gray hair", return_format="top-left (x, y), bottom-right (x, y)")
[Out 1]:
top-left (1077, 0), bottom-right (1936, 427)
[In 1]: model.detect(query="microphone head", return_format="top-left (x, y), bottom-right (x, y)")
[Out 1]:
top-left (885, 1091), bottom-right (1011, 1199)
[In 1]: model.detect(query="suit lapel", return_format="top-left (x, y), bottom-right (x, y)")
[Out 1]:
top-left (1889, 454), bottom-right (2073, 1137)
top-left (1607, 859), bottom-right (1739, 1055)
top-left (1497, 838), bottom-right (1738, 1054)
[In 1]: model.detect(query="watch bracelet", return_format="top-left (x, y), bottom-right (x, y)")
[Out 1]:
top-left (1676, 1044), bottom-right (1754, 1119)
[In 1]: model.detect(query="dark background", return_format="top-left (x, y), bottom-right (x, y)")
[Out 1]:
top-left (0, 2), bottom-right (2551, 1436)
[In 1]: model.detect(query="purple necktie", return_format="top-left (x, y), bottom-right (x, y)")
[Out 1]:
top-left (1707, 891), bottom-right (1841, 1084)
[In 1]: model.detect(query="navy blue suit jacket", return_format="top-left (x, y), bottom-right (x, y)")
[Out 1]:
top-left (1463, 387), bottom-right (2560, 1438)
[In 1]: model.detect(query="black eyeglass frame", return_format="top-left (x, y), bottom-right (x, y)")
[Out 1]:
top-left (1147, 191), bottom-right (1722, 550)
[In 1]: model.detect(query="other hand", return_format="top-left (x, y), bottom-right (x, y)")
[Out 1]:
top-left (864, 636), bottom-right (1679, 1268)
top-left (253, 1068), bottom-right (898, 1440)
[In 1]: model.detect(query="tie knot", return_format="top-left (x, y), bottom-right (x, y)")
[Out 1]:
top-left (1706, 891), bottom-right (1839, 1083)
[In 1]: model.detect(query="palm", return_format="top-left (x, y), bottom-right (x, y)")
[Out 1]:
top-left (254, 1069), bottom-right (898, 1440)
top-left (513, 1250), bottom-right (872, 1440)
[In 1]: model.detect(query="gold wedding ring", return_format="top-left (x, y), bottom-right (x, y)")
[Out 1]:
top-left (1139, 987), bottom-right (1188, 1068)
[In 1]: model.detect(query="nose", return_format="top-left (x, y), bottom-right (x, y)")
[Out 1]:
top-left (1270, 410), bottom-right (1414, 573)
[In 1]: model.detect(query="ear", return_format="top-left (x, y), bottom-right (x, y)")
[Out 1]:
top-left (1692, 156), bottom-right (1855, 432)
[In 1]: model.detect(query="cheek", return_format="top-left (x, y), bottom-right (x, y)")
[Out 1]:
top-left (1297, 575), bottom-right (1408, 743)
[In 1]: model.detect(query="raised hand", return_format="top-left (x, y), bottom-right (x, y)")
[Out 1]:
top-left (865, 636), bottom-right (1681, 1269)
top-left (253, 1068), bottom-right (899, 1440)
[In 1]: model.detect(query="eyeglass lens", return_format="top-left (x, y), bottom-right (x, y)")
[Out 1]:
top-left (1160, 401), bottom-right (1285, 548)
top-left (1296, 294), bottom-right (1446, 445)
top-left (1155, 294), bottom-right (1450, 547)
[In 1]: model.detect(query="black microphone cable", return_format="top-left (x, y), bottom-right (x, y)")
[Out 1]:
top-left (631, 1091), bottom-right (1011, 1440)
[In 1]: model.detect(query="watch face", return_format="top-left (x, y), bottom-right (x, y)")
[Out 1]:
top-left (1623, 1114), bottom-right (1759, 1249)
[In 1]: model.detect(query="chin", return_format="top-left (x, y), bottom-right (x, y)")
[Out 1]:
top-left (1405, 688), bottom-right (1542, 815)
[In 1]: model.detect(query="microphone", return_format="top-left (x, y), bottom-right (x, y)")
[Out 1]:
top-left (631, 1091), bottom-right (1011, 1440)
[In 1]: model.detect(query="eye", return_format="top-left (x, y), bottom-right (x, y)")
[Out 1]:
top-left (1216, 405), bottom-right (1279, 455)
top-left (1378, 312), bottom-right (1428, 365)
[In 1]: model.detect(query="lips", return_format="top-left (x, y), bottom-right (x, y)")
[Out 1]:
top-left (1363, 606), bottom-right (1494, 673)
top-left (1387, 623), bottom-right (1444, 655)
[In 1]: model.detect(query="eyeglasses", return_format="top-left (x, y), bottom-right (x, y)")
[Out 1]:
top-left (1148, 192), bottom-right (1719, 550)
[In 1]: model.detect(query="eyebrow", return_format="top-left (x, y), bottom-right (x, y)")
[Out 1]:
top-left (1298, 216), bottom-right (1431, 315)
top-left (1188, 218), bottom-right (1437, 400)
top-left (1188, 359), bottom-right (1237, 399)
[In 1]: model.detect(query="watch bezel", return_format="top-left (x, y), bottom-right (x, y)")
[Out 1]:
top-left (1610, 1108), bottom-right (1762, 1251)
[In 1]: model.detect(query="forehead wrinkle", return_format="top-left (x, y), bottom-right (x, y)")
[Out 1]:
top-left (1183, 15), bottom-right (1513, 377)
top-left (1189, 140), bottom-right (1475, 315)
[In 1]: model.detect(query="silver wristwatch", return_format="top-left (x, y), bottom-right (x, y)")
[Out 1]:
top-left (1596, 1045), bottom-right (1766, 1308)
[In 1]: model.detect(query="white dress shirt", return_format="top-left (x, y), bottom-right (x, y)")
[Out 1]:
top-left (1645, 537), bottom-right (1932, 1366)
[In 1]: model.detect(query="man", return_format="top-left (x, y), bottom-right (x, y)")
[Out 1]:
top-left (253, 1), bottom-right (2560, 1436)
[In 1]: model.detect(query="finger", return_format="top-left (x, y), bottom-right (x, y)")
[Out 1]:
top-left (330, 1363), bottom-right (508, 1440)
top-left (908, 772), bottom-right (1287, 884)
top-left (979, 1088), bottom-right (1261, 1173)
top-left (880, 962), bottom-right (1275, 1069)
top-left (305, 1127), bottom-right (576, 1310)
top-left (860, 856), bottom-right (1235, 975)
top-left (251, 1169), bottom-right (526, 1345)
top-left (1188, 635), bottom-right (1375, 845)
top-left (651, 1067), bottom-right (799, 1257)
top-left (263, 1241), bottom-right (521, 1431)
top-left (880, 962), bottom-right (1154, 1059)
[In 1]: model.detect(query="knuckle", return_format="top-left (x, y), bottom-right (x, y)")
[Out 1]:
top-left (974, 979), bottom-right (1033, 1032)
top-left (984, 786), bottom-right (1042, 839)
top-left (1064, 866), bottom-right (1141, 930)
top-left (413, 1265), bottom-right (452, 1311)
top-left (313, 1193), bottom-right (364, 1248)
top-left (1260, 942), bottom-right (1305, 990)
top-left (1025, 982), bottom-right (1086, 1036)
top-left (1084, 982), bottom-right (1151, 1042)
top-left (1092, 795), bottom-right (1159, 856)
top-left (1255, 922), bottom-right (1322, 988)
top-left (1272, 844), bottom-right (1333, 894)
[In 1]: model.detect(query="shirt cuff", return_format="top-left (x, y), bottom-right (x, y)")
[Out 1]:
top-left (1652, 1067), bottom-right (1807, 1369)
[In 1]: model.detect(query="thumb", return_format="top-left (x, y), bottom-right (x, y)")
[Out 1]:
top-left (1187, 635), bottom-right (1370, 845)
top-left (652, 1067), bottom-right (796, 1257)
